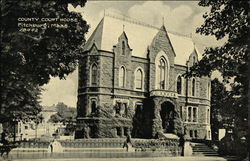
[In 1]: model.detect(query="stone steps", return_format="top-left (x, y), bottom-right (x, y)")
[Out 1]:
top-left (191, 143), bottom-right (219, 157)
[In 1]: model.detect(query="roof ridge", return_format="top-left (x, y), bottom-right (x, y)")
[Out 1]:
top-left (104, 11), bottom-right (192, 39)
top-left (105, 11), bottom-right (159, 30)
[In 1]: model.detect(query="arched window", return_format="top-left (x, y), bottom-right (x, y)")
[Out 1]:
top-left (91, 64), bottom-right (97, 86)
top-left (155, 52), bottom-right (169, 90)
top-left (192, 78), bottom-right (195, 96)
top-left (177, 76), bottom-right (182, 94)
top-left (159, 58), bottom-right (166, 89)
top-left (122, 41), bottom-right (125, 55)
top-left (135, 69), bottom-right (143, 89)
top-left (119, 66), bottom-right (126, 87)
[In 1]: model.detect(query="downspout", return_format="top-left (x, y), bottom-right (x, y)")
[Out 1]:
top-left (147, 47), bottom-right (150, 96)
top-left (185, 61), bottom-right (189, 106)
top-left (112, 47), bottom-right (116, 96)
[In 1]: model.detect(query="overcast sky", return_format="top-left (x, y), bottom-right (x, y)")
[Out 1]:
top-left (41, 1), bottom-right (224, 107)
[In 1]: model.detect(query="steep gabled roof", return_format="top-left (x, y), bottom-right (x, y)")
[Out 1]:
top-left (83, 14), bottom-right (200, 66)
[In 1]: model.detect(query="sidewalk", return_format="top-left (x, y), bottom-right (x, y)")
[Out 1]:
top-left (13, 156), bottom-right (240, 161)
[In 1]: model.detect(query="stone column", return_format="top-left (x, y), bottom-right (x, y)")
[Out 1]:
top-left (152, 98), bottom-right (163, 138)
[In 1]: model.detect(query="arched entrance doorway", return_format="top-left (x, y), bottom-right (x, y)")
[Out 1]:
top-left (160, 102), bottom-right (175, 133)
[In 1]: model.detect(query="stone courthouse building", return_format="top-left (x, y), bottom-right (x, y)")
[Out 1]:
top-left (75, 13), bottom-right (211, 140)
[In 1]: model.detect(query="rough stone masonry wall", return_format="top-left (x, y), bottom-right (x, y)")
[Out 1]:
top-left (99, 51), bottom-right (113, 88)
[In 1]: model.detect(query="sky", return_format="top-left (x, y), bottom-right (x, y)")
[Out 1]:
top-left (41, 1), bottom-right (224, 107)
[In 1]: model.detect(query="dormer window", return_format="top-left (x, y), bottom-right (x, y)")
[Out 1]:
top-left (122, 41), bottom-right (125, 55)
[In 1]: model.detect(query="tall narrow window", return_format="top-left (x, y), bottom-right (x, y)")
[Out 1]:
top-left (120, 103), bottom-right (127, 117)
top-left (192, 78), bottom-right (195, 96)
top-left (119, 66), bottom-right (125, 87)
top-left (159, 58), bottom-right (166, 89)
top-left (135, 69), bottom-right (143, 89)
top-left (193, 107), bottom-right (197, 122)
top-left (124, 127), bottom-right (128, 136)
top-left (135, 104), bottom-right (143, 114)
top-left (180, 106), bottom-right (183, 120)
top-left (190, 130), bottom-right (193, 138)
top-left (115, 102), bottom-right (122, 115)
top-left (193, 56), bottom-right (196, 66)
top-left (122, 41), bottom-right (125, 55)
top-left (91, 99), bottom-right (97, 114)
top-left (123, 103), bottom-right (128, 117)
top-left (177, 76), bottom-right (182, 94)
top-left (91, 64), bottom-right (97, 86)
top-left (194, 130), bottom-right (198, 138)
top-left (208, 82), bottom-right (210, 99)
top-left (116, 127), bottom-right (122, 137)
top-left (188, 107), bottom-right (192, 122)
top-left (207, 109), bottom-right (210, 124)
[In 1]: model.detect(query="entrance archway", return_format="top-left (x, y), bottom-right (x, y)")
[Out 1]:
top-left (160, 102), bottom-right (175, 133)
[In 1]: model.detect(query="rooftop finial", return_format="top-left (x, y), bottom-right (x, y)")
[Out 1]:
top-left (123, 24), bottom-right (125, 32)
top-left (162, 16), bottom-right (165, 26)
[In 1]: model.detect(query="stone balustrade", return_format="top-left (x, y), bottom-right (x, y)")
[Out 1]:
top-left (14, 138), bottom-right (181, 156)
top-left (132, 138), bottom-right (181, 155)
top-left (59, 138), bottom-right (124, 148)
top-left (18, 141), bottom-right (50, 149)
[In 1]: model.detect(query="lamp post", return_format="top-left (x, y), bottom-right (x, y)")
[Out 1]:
top-left (12, 117), bottom-right (18, 143)
top-left (35, 117), bottom-right (38, 140)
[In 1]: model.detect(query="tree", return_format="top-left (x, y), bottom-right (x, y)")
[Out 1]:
top-left (210, 78), bottom-right (233, 140)
top-left (1, 0), bottom-right (89, 122)
top-left (49, 102), bottom-right (76, 124)
top-left (186, 0), bottom-right (249, 157)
